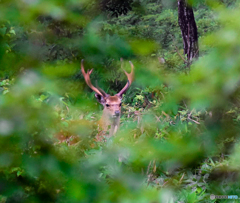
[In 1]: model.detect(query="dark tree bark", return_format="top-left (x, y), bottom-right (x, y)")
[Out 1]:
top-left (178, 0), bottom-right (199, 64)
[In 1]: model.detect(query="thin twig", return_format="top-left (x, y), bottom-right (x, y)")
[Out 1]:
top-left (160, 91), bottom-right (165, 100)
top-left (179, 172), bottom-right (185, 184)
top-left (147, 161), bottom-right (152, 176)
top-left (174, 44), bottom-right (188, 63)
top-left (171, 35), bottom-right (188, 63)
top-left (147, 161), bottom-right (152, 186)
top-left (155, 116), bottom-right (161, 122)
top-left (162, 111), bottom-right (170, 118)
top-left (162, 180), bottom-right (169, 187)
top-left (193, 49), bottom-right (199, 59)
top-left (187, 117), bottom-right (200, 124)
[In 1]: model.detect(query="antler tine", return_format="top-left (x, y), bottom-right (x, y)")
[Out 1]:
top-left (120, 58), bottom-right (123, 69)
top-left (117, 61), bottom-right (134, 97)
top-left (81, 59), bottom-right (107, 97)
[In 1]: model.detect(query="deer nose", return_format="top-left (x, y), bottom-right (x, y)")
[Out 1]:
top-left (115, 110), bottom-right (120, 116)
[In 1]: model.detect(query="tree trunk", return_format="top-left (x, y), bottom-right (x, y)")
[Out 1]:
top-left (178, 0), bottom-right (199, 65)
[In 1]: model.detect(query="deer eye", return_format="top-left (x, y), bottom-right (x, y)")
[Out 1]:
top-left (119, 103), bottom-right (122, 107)
top-left (106, 104), bottom-right (110, 107)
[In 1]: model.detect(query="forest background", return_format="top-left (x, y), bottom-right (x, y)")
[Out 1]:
top-left (0, 0), bottom-right (240, 202)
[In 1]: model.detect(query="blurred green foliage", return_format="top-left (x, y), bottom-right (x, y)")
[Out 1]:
top-left (0, 0), bottom-right (240, 202)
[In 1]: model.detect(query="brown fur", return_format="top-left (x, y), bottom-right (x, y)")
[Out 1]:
top-left (95, 95), bottom-right (122, 141)
top-left (106, 96), bottom-right (121, 103)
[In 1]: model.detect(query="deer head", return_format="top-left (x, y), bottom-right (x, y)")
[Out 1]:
top-left (81, 59), bottom-right (134, 137)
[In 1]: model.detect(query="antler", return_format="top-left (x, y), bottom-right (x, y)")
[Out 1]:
top-left (116, 61), bottom-right (134, 97)
top-left (81, 59), bottom-right (107, 97)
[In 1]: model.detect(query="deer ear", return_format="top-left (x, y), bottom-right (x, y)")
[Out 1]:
top-left (95, 94), bottom-right (106, 105)
top-left (117, 94), bottom-right (123, 99)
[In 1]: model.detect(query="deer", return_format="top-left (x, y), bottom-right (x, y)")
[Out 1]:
top-left (81, 59), bottom-right (134, 141)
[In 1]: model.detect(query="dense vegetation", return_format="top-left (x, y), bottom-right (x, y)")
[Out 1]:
top-left (0, 0), bottom-right (240, 202)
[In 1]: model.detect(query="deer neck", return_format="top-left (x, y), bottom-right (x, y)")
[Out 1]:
top-left (100, 110), bottom-right (120, 136)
